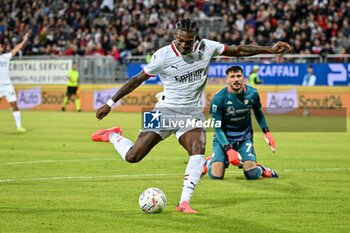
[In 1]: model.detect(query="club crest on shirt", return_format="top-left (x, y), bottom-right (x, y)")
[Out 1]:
top-left (212, 104), bottom-right (217, 113)
top-left (227, 106), bottom-right (235, 115)
top-left (198, 51), bottom-right (204, 60)
top-left (244, 99), bottom-right (249, 105)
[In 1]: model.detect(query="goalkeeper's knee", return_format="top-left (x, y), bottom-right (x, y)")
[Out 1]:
top-left (208, 167), bottom-right (224, 180)
top-left (244, 167), bottom-right (262, 180)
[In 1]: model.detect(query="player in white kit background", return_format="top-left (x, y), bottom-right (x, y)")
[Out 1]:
top-left (92, 18), bottom-right (291, 213)
top-left (0, 32), bottom-right (30, 133)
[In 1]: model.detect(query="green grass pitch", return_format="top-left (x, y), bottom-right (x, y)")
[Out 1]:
top-left (0, 110), bottom-right (349, 233)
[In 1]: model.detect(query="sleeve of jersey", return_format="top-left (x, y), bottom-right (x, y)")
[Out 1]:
top-left (210, 95), bottom-right (229, 147)
top-left (252, 90), bottom-right (262, 110)
top-left (252, 91), bottom-right (268, 130)
top-left (253, 108), bottom-right (268, 130)
top-left (143, 51), bottom-right (163, 77)
top-left (204, 39), bottom-right (226, 57)
top-left (4, 52), bottom-right (12, 60)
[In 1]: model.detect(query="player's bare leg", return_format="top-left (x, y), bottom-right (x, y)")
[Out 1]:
top-left (176, 128), bottom-right (206, 214)
top-left (123, 132), bottom-right (162, 162)
top-left (9, 101), bottom-right (19, 111)
top-left (9, 101), bottom-right (25, 132)
top-left (92, 128), bottom-right (162, 162)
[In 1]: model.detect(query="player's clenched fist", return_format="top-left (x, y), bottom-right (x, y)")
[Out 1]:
top-left (96, 105), bottom-right (111, 120)
top-left (272, 41), bottom-right (292, 54)
top-left (224, 144), bottom-right (241, 166)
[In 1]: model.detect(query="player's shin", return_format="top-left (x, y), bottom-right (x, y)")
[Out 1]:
top-left (109, 133), bottom-right (133, 160)
top-left (12, 111), bottom-right (22, 129)
top-left (62, 97), bottom-right (68, 107)
top-left (180, 154), bottom-right (204, 203)
top-left (244, 167), bottom-right (262, 180)
top-left (74, 98), bottom-right (81, 110)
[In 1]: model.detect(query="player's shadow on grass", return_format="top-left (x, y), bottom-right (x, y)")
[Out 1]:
top-left (228, 176), bottom-right (309, 195)
top-left (202, 173), bottom-right (309, 195)
top-left (0, 207), bottom-right (119, 215)
top-left (1, 132), bottom-right (29, 135)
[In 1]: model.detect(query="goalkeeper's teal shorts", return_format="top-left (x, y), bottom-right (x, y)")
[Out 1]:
top-left (211, 139), bottom-right (257, 167)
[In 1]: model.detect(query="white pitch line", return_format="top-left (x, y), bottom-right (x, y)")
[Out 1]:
top-left (283, 167), bottom-right (350, 172)
top-left (0, 168), bottom-right (349, 183)
top-left (1, 158), bottom-right (349, 183)
top-left (2, 159), bottom-right (349, 173)
top-left (0, 173), bottom-right (178, 183)
top-left (1, 158), bottom-right (117, 165)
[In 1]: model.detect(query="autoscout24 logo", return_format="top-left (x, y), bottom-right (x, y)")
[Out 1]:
top-left (143, 110), bottom-right (221, 129)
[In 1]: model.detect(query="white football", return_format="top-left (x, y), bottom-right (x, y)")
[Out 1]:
top-left (139, 187), bottom-right (167, 213)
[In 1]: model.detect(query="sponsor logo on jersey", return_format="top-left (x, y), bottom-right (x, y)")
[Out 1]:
top-left (174, 68), bottom-right (204, 83)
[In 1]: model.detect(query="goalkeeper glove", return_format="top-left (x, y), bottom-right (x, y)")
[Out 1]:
top-left (264, 132), bottom-right (276, 153)
top-left (224, 144), bottom-right (242, 166)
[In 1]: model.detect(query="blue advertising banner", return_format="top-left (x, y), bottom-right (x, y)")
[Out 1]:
top-left (127, 63), bottom-right (350, 86)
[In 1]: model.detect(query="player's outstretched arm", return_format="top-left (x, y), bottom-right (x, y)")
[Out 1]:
top-left (96, 71), bottom-right (151, 120)
top-left (264, 131), bottom-right (276, 153)
top-left (11, 32), bottom-right (30, 57)
top-left (253, 108), bottom-right (276, 153)
top-left (222, 41), bottom-right (292, 57)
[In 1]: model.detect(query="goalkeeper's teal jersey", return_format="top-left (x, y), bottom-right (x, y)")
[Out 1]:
top-left (210, 85), bottom-right (265, 144)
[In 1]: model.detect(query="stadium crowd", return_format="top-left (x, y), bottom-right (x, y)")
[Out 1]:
top-left (0, 0), bottom-right (349, 60)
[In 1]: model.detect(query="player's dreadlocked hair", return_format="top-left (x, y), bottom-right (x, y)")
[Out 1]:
top-left (175, 18), bottom-right (199, 33)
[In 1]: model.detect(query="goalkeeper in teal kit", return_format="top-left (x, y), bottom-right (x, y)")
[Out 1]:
top-left (202, 66), bottom-right (278, 179)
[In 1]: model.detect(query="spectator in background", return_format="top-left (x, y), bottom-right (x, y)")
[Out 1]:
top-left (302, 65), bottom-right (317, 86)
top-left (235, 13), bottom-right (245, 32)
top-left (0, 32), bottom-right (30, 133)
top-left (109, 45), bottom-right (120, 62)
top-left (249, 65), bottom-right (262, 86)
top-left (0, 0), bottom-right (349, 59)
top-left (62, 62), bottom-right (81, 112)
top-left (302, 65), bottom-right (317, 116)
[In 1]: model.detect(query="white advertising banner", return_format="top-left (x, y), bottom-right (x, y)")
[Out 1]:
top-left (266, 89), bottom-right (299, 114)
top-left (9, 60), bottom-right (72, 84)
top-left (17, 87), bottom-right (42, 109)
top-left (93, 88), bottom-right (120, 110)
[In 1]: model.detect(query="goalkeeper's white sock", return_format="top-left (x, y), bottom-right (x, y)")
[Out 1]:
top-left (180, 154), bottom-right (204, 204)
top-left (12, 111), bottom-right (22, 129)
top-left (109, 132), bottom-right (133, 160)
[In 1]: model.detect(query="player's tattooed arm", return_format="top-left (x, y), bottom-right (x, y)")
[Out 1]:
top-left (222, 41), bottom-right (292, 57)
top-left (96, 71), bottom-right (151, 120)
top-left (110, 71), bottom-right (151, 102)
